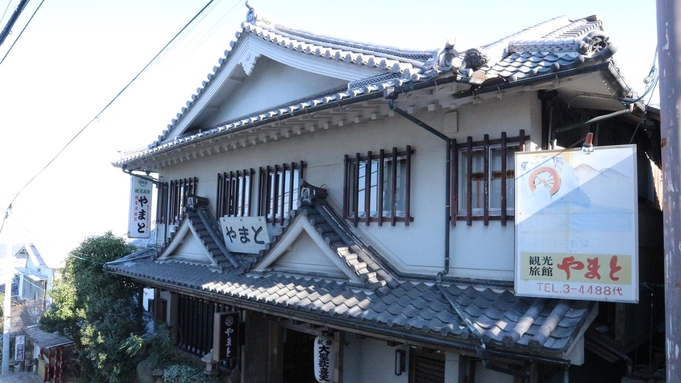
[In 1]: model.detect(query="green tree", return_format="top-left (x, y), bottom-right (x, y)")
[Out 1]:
top-left (41, 232), bottom-right (142, 383)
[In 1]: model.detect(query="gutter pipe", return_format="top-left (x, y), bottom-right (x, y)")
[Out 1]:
top-left (384, 89), bottom-right (452, 277)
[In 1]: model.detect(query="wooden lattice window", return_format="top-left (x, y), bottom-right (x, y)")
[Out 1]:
top-left (452, 131), bottom-right (527, 226)
top-left (343, 146), bottom-right (413, 226)
top-left (216, 169), bottom-right (254, 217)
top-left (156, 182), bottom-right (169, 224)
top-left (176, 295), bottom-right (233, 357)
top-left (156, 177), bottom-right (198, 225)
top-left (257, 161), bottom-right (305, 225)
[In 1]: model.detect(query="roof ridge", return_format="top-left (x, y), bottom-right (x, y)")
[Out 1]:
top-left (245, 6), bottom-right (435, 64)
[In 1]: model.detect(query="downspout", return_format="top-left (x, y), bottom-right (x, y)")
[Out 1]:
top-left (386, 88), bottom-right (535, 382)
top-left (383, 87), bottom-right (452, 277)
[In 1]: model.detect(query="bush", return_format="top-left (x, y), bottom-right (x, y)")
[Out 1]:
top-left (162, 364), bottom-right (221, 383)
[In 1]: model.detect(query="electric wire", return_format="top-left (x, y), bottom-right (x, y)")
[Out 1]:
top-left (0, 0), bottom-right (44, 66)
top-left (0, 0), bottom-right (215, 237)
top-left (0, 0), bottom-right (12, 28)
top-left (629, 49), bottom-right (660, 145)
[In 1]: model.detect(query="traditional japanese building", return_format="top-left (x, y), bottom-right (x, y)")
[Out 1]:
top-left (106, 5), bottom-right (663, 382)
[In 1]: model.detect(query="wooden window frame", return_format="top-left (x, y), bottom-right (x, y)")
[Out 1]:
top-left (157, 177), bottom-right (198, 226)
top-left (343, 146), bottom-right (413, 227)
top-left (216, 169), bottom-right (254, 218)
top-left (257, 161), bottom-right (305, 225)
top-left (452, 131), bottom-right (527, 226)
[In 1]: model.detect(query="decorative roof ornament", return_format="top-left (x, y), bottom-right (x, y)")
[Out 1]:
top-left (245, 1), bottom-right (257, 24)
top-left (457, 48), bottom-right (489, 84)
top-left (435, 38), bottom-right (460, 71)
top-left (579, 31), bottom-right (610, 56)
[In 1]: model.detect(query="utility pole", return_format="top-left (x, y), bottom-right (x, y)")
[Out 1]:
top-left (2, 242), bottom-right (11, 375)
top-left (657, 1), bottom-right (681, 381)
top-left (0, 0), bottom-right (30, 48)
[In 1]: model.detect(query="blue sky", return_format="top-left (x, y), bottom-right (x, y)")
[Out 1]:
top-left (0, 0), bottom-right (658, 262)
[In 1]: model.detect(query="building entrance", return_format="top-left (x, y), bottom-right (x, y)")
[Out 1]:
top-left (282, 328), bottom-right (317, 383)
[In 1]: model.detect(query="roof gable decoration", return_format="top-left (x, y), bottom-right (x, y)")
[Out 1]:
top-left (419, 15), bottom-right (616, 85)
top-left (240, 50), bottom-right (261, 76)
top-left (156, 217), bottom-right (220, 268)
top-left (253, 182), bottom-right (397, 291)
top-left (157, 196), bottom-right (241, 272)
top-left (254, 214), bottom-right (364, 284)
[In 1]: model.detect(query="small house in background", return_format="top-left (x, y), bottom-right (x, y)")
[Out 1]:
top-left (14, 244), bottom-right (54, 310)
top-left (106, 5), bottom-right (664, 383)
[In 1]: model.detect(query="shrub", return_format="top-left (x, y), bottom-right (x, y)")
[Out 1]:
top-left (162, 364), bottom-right (221, 383)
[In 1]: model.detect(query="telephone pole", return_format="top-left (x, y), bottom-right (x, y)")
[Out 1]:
top-left (657, 1), bottom-right (681, 381)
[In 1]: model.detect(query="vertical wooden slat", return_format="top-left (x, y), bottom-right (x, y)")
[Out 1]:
top-left (391, 147), bottom-right (398, 226)
top-left (203, 300), bottom-right (210, 354)
top-left (239, 170), bottom-right (246, 216)
top-left (405, 145), bottom-right (412, 226)
top-left (353, 153), bottom-right (360, 226)
top-left (466, 136), bottom-right (473, 226)
top-left (451, 139), bottom-right (458, 226)
top-left (288, 162), bottom-right (295, 214)
top-left (483, 134), bottom-right (490, 226)
top-left (168, 180), bottom-right (175, 225)
top-left (279, 163), bottom-right (286, 223)
top-left (378, 149), bottom-right (385, 226)
top-left (272, 165), bottom-right (280, 224)
top-left (258, 167), bottom-right (265, 217)
top-left (343, 155), bottom-right (349, 218)
top-left (364, 151), bottom-right (372, 226)
top-left (216, 173), bottom-right (223, 216)
top-left (501, 132), bottom-right (508, 226)
top-left (519, 129), bottom-right (526, 151)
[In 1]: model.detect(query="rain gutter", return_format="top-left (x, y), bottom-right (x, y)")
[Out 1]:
top-left (107, 269), bottom-right (572, 368)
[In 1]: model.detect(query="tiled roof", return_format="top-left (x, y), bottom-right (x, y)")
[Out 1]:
top-left (281, 190), bottom-right (399, 292)
top-left (154, 195), bottom-right (243, 272)
top-left (105, 250), bottom-right (594, 356)
top-left (105, 184), bottom-right (594, 357)
top-left (115, 11), bottom-right (620, 168)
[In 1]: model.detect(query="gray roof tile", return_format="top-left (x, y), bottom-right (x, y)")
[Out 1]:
top-left (116, 13), bottom-right (620, 169)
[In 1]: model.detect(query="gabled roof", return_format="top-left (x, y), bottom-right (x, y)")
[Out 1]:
top-left (115, 8), bottom-right (628, 171)
top-left (155, 195), bottom-right (242, 272)
top-left (105, 247), bottom-right (595, 358)
top-left (252, 182), bottom-right (398, 292)
top-left (105, 183), bottom-right (595, 359)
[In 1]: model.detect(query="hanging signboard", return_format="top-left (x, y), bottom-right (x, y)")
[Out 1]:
top-left (15, 335), bottom-right (24, 361)
top-left (220, 216), bottom-right (271, 254)
top-left (213, 311), bottom-right (240, 363)
top-left (128, 176), bottom-right (153, 238)
top-left (515, 145), bottom-right (638, 303)
top-left (314, 334), bottom-right (335, 382)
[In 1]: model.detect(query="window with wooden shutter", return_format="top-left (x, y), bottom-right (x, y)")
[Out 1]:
top-left (409, 350), bottom-right (445, 383)
top-left (257, 161), bottom-right (305, 225)
top-left (156, 177), bottom-right (198, 225)
top-left (216, 169), bottom-right (254, 218)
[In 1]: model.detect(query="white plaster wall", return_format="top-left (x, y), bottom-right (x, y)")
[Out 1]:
top-left (475, 362), bottom-right (514, 383)
top-left (354, 337), bottom-right (408, 383)
top-left (341, 334), bottom-right (361, 383)
top-left (205, 57), bottom-right (347, 128)
top-left (156, 90), bottom-right (544, 281)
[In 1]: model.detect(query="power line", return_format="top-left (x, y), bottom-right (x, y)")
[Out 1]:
top-left (0, 0), bottom-right (215, 236)
top-left (0, 0), bottom-right (44, 66)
